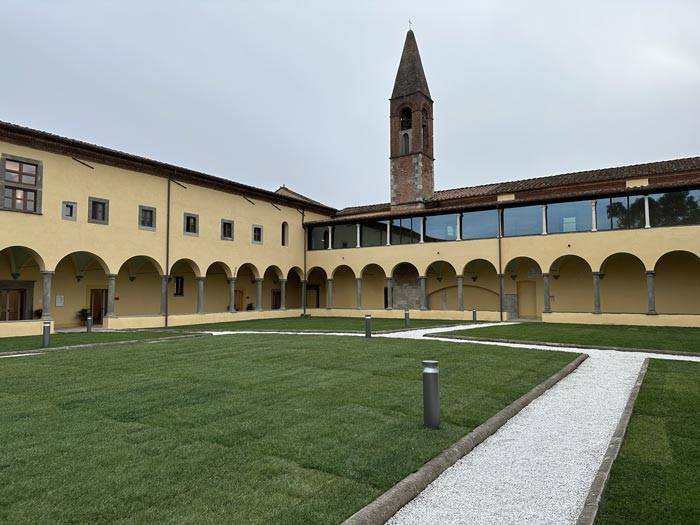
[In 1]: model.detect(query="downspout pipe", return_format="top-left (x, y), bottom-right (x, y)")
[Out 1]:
top-left (164, 176), bottom-right (172, 327)
top-left (302, 209), bottom-right (307, 316)
top-left (497, 205), bottom-right (503, 322)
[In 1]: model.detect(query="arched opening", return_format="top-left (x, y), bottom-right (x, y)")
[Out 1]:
top-left (504, 257), bottom-right (543, 320)
top-left (425, 261), bottom-right (457, 310)
top-left (401, 133), bottom-right (410, 155)
top-left (421, 108), bottom-right (429, 149)
top-left (281, 222), bottom-right (289, 247)
top-left (462, 259), bottom-right (500, 312)
top-left (549, 255), bottom-right (593, 313)
top-left (361, 264), bottom-right (387, 309)
top-left (204, 262), bottom-right (232, 313)
top-left (392, 262), bottom-right (420, 310)
top-left (600, 253), bottom-right (646, 313)
top-left (116, 256), bottom-right (164, 317)
top-left (169, 259), bottom-right (200, 315)
top-left (306, 267), bottom-right (327, 309)
top-left (331, 265), bottom-right (356, 309)
top-left (286, 267), bottom-right (304, 309)
top-left (263, 266), bottom-right (284, 310)
top-left (0, 246), bottom-right (46, 321)
top-left (654, 251), bottom-right (700, 314)
top-left (399, 107), bottom-right (412, 130)
top-left (54, 251), bottom-right (110, 327)
top-left (236, 263), bottom-right (260, 311)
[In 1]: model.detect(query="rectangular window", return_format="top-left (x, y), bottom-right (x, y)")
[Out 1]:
top-left (360, 220), bottom-right (388, 247)
top-left (649, 189), bottom-right (700, 227)
top-left (308, 226), bottom-right (328, 250)
top-left (88, 197), bottom-right (109, 224)
top-left (1, 155), bottom-right (43, 214)
top-left (503, 205), bottom-right (542, 237)
top-left (547, 200), bottom-right (592, 233)
top-left (138, 205), bottom-right (156, 230)
top-left (184, 213), bottom-right (198, 235)
top-left (332, 223), bottom-right (356, 249)
top-left (62, 201), bottom-right (77, 221)
top-left (596, 195), bottom-right (645, 230)
top-left (221, 219), bottom-right (234, 240)
top-left (461, 209), bottom-right (498, 239)
top-left (391, 217), bottom-right (421, 244)
top-left (424, 213), bottom-right (458, 242)
top-left (252, 225), bottom-right (263, 243)
top-left (174, 276), bottom-right (184, 296)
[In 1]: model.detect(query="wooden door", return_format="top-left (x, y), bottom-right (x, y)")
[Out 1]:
top-left (90, 289), bottom-right (107, 324)
top-left (306, 285), bottom-right (320, 308)
top-left (271, 290), bottom-right (281, 310)
top-left (517, 281), bottom-right (537, 319)
top-left (0, 290), bottom-right (24, 321)
top-left (234, 290), bottom-right (244, 312)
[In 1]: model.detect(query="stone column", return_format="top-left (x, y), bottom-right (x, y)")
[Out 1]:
top-left (327, 226), bottom-right (333, 249)
top-left (326, 279), bottom-right (333, 309)
top-left (646, 271), bottom-right (656, 315)
top-left (160, 275), bottom-right (168, 315)
top-left (386, 277), bottom-right (393, 309)
top-left (279, 279), bottom-right (287, 310)
top-left (456, 214), bottom-right (462, 240)
top-left (227, 277), bottom-right (236, 312)
top-left (41, 271), bottom-right (53, 320)
top-left (591, 200), bottom-right (598, 232)
top-left (301, 279), bottom-right (307, 310)
top-left (255, 278), bottom-right (263, 311)
top-left (419, 276), bottom-right (427, 311)
top-left (541, 205), bottom-right (548, 235)
top-left (498, 273), bottom-right (505, 318)
top-left (592, 272), bottom-right (601, 314)
top-left (356, 278), bottom-right (362, 309)
top-left (106, 274), bottom-right (117, 317)
top-left (356, 223), bottom-right (361, 248)
top-left (457, 275), bottom-right (464, 311)
top-left (644, 196), bottom-right (651, 229)
top-left (543, 273), bottom-right (551, 313)
top-left (419, 218), bottom-right (424, 243)
top-left (386, 222), bottom-right (391, 246)
top-left (195, 276), bottom-right (205, 314)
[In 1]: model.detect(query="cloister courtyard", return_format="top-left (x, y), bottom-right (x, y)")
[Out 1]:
top-left (0, 316), bottom-right (697, 524)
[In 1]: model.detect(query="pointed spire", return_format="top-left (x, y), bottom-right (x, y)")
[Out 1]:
top-left (391, 30), bottom-right (431, 99)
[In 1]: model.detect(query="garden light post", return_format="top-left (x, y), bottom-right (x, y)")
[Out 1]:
top-left (472, 309), bottom-right (477, 322)
top-left (42, 320), bottom-right (51, 348)
top-left (86, 315), bottom-right (93, 333)
top-left (423, 360), bottom-right (440, 429)
top-left (404, 308), bottom-right (410, 328)
top-left (365, 315), bottom-right (372, 338)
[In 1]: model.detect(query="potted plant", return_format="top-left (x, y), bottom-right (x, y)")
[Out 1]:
top-left (77, 308), bottom-right (91, 326)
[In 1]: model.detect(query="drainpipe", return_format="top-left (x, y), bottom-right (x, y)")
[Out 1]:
top-left (497, 206), bottom-right (503, 322)
top-left (164, 176), bottom-right (172, 327)
top-left (302, 209), bottom-right (307, 315)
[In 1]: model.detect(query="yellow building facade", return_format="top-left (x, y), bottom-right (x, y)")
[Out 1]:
top-left (1, 31), bottom-right (699, 336)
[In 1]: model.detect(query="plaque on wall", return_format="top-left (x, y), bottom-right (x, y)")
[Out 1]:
top-left (55, 294), bottom-right (65, 307)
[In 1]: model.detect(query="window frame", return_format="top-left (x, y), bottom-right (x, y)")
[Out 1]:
top-left (1, 154), bottom-right (43, 214)
top-left (281, 221), bottom-right (288, 246)
top-left (87, 196), bottom-right (109, 225)
top-left (62, 201), bottom-right (77, 221)
top-left (138, 205), bottom-right (156, 231)
top-left (221, 219), bottom-right (234, 241)
top-left (252, 224), bottom-right (263, 244)
top-left (174, 276), bottom-right (185, 296)
top-left (183, 212), bottom-right (199, 236)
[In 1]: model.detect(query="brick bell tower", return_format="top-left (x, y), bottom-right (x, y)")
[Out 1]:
top-left (390, 29), bottom-right (434, 209)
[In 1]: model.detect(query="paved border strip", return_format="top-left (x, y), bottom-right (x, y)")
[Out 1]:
top-left (576, 357), bottom-right (649, 525)
top-left (432, 334), bottom-right (697, 358)
top-left (343, 352), bottom-right (589, 525)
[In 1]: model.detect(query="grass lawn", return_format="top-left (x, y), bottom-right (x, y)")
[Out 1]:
top-left (0, 334), bottom-right (576, 523)
top-left (0, 330), bottom-right (182, 354)
top-left (171, 315), bottom-right (468, 333)
top-left (597, 359), bottom-right (700, 524)
top-left (436, 323), bottom-right (700, 354)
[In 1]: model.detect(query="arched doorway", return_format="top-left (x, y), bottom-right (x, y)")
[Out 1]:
top-left (504, 257), bottom-right (543, 320)
top-left (263, 266), bottom-right (284, 310)
top-left (0, 246), bottom-right (46, 321)
top-left (306, 267), bottom-right (327, 309)
top-left (600, 253), bottom-right (646, 313)
top-left (236, 263), bottom-right (260, 311)
top-left (54, 251), bottom-right (110, 327)
top-left (286, 267), bottom-right (304, 309)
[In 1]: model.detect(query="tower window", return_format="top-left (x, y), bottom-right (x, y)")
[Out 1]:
top-left (401, 133), bottom-right (410, 155)
top-left (281, 221), bottom-right (288, 246)
top-left (400, 107), bottom-right (412, 130)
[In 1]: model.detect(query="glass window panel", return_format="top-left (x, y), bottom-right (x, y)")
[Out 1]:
top-left (391, 217), bottom-right (421, 244)
top-left (332, 224), bottom-right (356, 249)
top-left (4, 171), bottom-right (19, 183)
top-left (547, 200), bottom-right (592, 233)
top-left (21, 174), bottom-right (36, 185)
top-left (424, 213), bottom-right (458, 242)
top-left (627, 195), bottom-right (645, 229)
top-left (360, 220), bottom-right (388, 247)
top-left (4, 196), bottom-right (12, 208)
top-left (308, 226), bottom-right (327, 250)
top-left (5, 160), bottom-right (20, 172)
top-left (92, 201), bottom-right (105, 221)
top-left (21, 163), bottom-right (36, 175)
top-left (649, 189), bottom-right (700, 227)
top-left (503, 206), bottom-right (542, 237)
top-left (461, 209), bottom-right (498, 239)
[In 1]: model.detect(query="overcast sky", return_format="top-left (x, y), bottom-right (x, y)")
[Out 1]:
top-left (3, 1), bottom-right (699, 209)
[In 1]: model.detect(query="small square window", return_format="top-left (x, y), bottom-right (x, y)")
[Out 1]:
top-left (184, 213), bottom-right (199, 236)
top-left (62, 201), bottom-right (77, 221)
top-left (139, 205), bottom-right (156, 230)
top-left (252, 225), bottom-right (263, 244)
top-left (88, 197), bottom-right (109, 224)
top-left (174, 276), bottom-right (184, 296)
top-left (221, 219), bottom-right (234, 240)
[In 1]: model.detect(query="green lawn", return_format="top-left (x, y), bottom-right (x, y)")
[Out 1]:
top-left (597, 359), bottom-right (700, 524)
top-left (437, 323), bottom-right (700, 354)
top-left (0, 334), bottom-right (576, 523)
top-left (0, 330), bottom-right (183, 354)
top-left (171, 315), bottom-right (467, 333)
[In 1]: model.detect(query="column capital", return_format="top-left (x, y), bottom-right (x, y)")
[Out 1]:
top-left (255, 277), bottom-right (264, 282)
top-left (542, 272), bottom-right (550, 278)
top-left (40, 270), bottom-right (55, 276)
top-left (278, 278), bottom-right (287, 283)
top-left (161, 274), bottom-right (169, 279)
top-left (107, 273), bottom-right (118, 279)
top-left (645, 270), bottom-right (655, 277)
top-left (227, 276), bottom-right (236, 283)
top-left (326, 278), bottom-right (334, 283)
top-left (195, 276), bottom-right (206, 282)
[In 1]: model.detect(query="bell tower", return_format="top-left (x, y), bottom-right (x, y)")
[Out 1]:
top-left (390, 29), bottom-right (434, 209)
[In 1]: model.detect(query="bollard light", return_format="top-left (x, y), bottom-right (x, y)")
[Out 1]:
top-left (404, 308), bottom-right (410, 328)
top-left (364, 315), bottom-right (372, 338)
top-left (422, 360), bottom-right (440, 429)
top-left (86, 315), bottom-right (93, 333)
top-left (472, 309), bottom-right (477, 322)
top-left (42, 320), bottom-right (51, 348)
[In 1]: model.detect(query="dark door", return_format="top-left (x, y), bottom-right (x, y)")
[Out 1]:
top-left (90, 289), bottom-right (107, 325)
top-left (306, 285), bottom-right (320, 308)
top-left (271, 290), bottom-right (281, 310)
top-left (0, 290), bottom-right (24, 321)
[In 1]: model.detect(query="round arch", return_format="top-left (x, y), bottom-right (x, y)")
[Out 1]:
top-left (599, 252), bottom-right (647, 314)
top-left (331, 264), bottom-right (356, 280)
top-left (116, 256), bottom-right (164, 317)
top-left (205, 261), bottom-right (233, 279)
top-left (0, 245), bottom-right (46, 273)
top-left (306, 267), bottom-right (328, 309)
top-left (548, 255), bottom-right (593, 313)
top-left (117, 255), bottom-right (164, 277)
top-left (654, 250), bottom-right (700, 314)
top-left (170, 258), bottom-right (202, 278)
top-left (263, 265), bottom-right (284, 280)
top-left (392, 262), bottom-right (420, 310)
top-left (57, 250), bottom-right (112, 275)
top-left (286, 266), bottom-right (304, 281)
top-left (359, 263), bottom-right (387, 310)
top-left (425, 260), bottom-right (458, 311)
top-left (236, 263), bottom-right (260, 280)
top-left (503, 256), bottom-right (543, 320)
top-left (361, 263), bottom-right (387, 279)
top-left (53, 251), bottom-right (112, 327)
